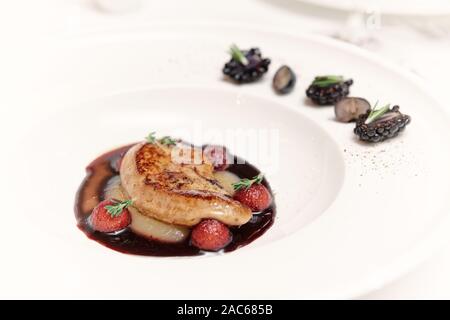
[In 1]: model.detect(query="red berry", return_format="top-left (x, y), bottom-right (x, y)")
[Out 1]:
top-left (191, 219), bottom-right (232, 251)
top-left (203, 145), bottom-right (230, 171)
top-left (89, 199), bottom-right (131, 233)
top-left (233, 184), bottom-right (272, 212)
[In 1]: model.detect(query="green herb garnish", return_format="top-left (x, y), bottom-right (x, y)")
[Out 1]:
top-left (159, 136), bottom-right (177, 146)
top-left (365, 102), bottom-right (391, 124)
top-left (312, 75), bottom-right (344, 88)
top-left (229, 44), bottom-right (248, 66)
top-left (232, 173), bottom-right (264, 191)
top-left (146, 132), bottom-right (156, 144)
top-left (105, 199), bottom-right (133, 218)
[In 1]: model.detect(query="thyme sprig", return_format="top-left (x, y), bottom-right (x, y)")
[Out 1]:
top-left (312, 75), bottom-right (344, 88)
top-left (229, 44), bottom-right (249, 66)
top-left (146, 132), bottom-right (156, 144)
top-left (146, 132), bottom-right (178, 146)
top-left (365, 102), bottom-right (391, 124)
top-left (232, 173), bottom-right (264, 191)
top-left (160, 136), bottom-right (177, 146)
top-left (105, 199), bottom-right (133, 218)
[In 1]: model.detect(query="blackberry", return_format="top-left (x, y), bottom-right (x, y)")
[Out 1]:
top-left (222, 45), bottom-right (271, 84)
top-left (306, 75), bottom-right (353, 105)
top-left (354, 105), bottom-right (411, 143)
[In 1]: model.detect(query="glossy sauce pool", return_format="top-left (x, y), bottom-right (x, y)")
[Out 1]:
top-left (75, 144), bottom-right (276, 256)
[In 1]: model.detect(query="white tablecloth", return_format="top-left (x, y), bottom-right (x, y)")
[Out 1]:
top-left (4, 0), bottom-right (450, 299)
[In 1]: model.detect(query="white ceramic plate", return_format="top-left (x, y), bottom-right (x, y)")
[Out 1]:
top-left (1, 24), bottom-right (450, 299)
top-left (295, 0), bottom-right (450, 16)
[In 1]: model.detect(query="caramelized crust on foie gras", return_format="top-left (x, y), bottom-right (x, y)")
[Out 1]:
top-left (120, 142), bottom-right (252, 226)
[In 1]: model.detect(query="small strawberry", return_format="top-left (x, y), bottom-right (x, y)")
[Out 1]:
top-left (191, 219), bottom-right (232, 251)
top-left (232, 174), bottom-right (272, 212)
top-left (89, 199), bottom-right (132, 233)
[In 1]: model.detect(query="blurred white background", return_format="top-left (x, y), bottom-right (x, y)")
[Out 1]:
top-left (1, 0), bottom-right (450, 299)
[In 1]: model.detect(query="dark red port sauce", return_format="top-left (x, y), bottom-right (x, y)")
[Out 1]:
top-left (75, 144), bottom-right (276, 256)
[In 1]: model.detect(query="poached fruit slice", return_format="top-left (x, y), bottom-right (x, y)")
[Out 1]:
top-left (104, 176), bottom-right (190, 243)
top-left (213, 170), bottom-right (240, 195)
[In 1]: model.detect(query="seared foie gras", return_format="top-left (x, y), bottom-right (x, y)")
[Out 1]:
top-left (120, 142), bottom-right (252, 226)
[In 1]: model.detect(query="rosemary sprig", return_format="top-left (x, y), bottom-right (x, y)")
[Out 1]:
top-left (229, 44), bottom-right (248, 66)
top-left (312, 75), bottom-right (344, 88)
top-left (146, 132), bottom-right (156, 144)
top-left (159, 136), bottom-right (177, 146)
top-left (105, 199), bottom-right (133, 218)
top-left (365, 102), bottom-right (391, 124)
top-left (232, 173), bottom-right (264, 191)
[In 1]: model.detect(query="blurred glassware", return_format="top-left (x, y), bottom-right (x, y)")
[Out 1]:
top-left (332, 11), bottom-right (379, 49)
top-left (94, 0), bottom-right (143, 13)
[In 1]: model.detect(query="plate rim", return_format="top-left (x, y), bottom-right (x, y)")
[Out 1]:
top-left (22, 22), bottom-right (450, 298)
top-left (292, 0), bottom-right (450, 16)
